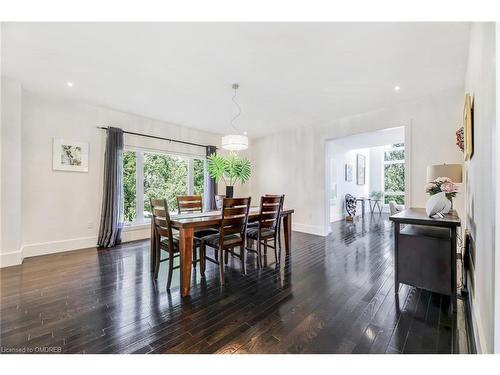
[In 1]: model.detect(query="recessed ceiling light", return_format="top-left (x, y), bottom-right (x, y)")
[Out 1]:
top-left (394, 85), bottom-right (400, 92)
top-left (243, 131), bottom-right (248, 135)
top-left (67, 81), bottom-right (74, 87)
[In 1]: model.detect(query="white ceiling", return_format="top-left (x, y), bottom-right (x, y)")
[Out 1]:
top-left (1, 22), bottom-right (471, 138)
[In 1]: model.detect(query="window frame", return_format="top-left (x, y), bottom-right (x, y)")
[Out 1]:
top-left (123, 146), bottom-right (206, 226)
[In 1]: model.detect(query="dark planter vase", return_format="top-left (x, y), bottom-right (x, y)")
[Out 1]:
top-left (225, 186), bottom-right (234, 198)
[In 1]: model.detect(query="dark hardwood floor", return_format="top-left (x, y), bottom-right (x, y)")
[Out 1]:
top-left (0, 214), bottom-right (469, 354)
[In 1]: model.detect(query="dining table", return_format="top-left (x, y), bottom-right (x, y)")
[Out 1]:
top-left (150, 207), bottom-right (295, 297)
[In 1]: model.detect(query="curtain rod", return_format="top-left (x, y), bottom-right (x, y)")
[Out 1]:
top-left (96, 126), bottom-right (216, 149)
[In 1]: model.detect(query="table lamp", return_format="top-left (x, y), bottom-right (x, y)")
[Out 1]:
top-left (426, 164), bottom-right (463, 183)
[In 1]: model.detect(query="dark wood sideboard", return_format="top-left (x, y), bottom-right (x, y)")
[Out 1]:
top-left (389, 208), bottom-right (461, 312)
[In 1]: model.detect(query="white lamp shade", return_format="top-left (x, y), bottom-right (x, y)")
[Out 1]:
top-left (426, 164), bottom-right (463, 183)
top-left (221, 134), bottom-right (249, 151)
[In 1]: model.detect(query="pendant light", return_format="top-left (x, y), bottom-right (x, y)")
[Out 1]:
top-left (221, 83), bottom-right (249, 151)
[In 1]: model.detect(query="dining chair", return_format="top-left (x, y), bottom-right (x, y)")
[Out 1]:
top-left (199, 197), bottom-right (251, 285)
top-left (248, 194), bottom-right (285, 252)
top-left (176, 195), bottom-right (218, 267)
top-left (389, 201), bottom-right (403, 215)
top-left (246, 195), bottom-right (284, 268)
top-left (150, 198), bottom-right (180, 290)
top-left (177, 195), bottom-right (203, 214)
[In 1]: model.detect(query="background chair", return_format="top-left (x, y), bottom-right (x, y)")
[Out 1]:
top-left (246, 195), bottom-right (283, 268)
top-left (389, 201), bottom-right (403, 215)
top-left (345, 193), bottom-right (357, 218)
top-left (177, 195), bottom-right (204, 214)
top-left (176, 195), bottom-right (218, 267)
top-left (200, 197), bottom-right (251, 285)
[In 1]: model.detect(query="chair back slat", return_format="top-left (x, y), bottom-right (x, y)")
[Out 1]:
top-left (177, 195), bottom-right (203, 214)
top-left (222, 206), bottom-right (249, 217)
top-left (220, 197), bottom-right (251, 243)
top-left (152, 207), bottom-right (168, 218)
top-left (150, 198), bottom-right (175, 247)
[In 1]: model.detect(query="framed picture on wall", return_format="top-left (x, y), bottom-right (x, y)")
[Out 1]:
top-left (463, 93), bottom-right (474, 161)
top-left (52, 138), bottom-right (89, 172)
top-left (356, 154), bottom-right (365, 185)
top-left (345, 164), bottom-right (353, 182)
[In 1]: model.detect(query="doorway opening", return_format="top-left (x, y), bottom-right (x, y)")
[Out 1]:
top-left (325, 126), bottom-right (409, 225)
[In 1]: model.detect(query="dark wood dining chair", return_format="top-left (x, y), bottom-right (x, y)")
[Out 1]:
top-left (248, 194), bottom-right (285, 251)
top-left (199, 197), bottom-right (251, 285)
top-left (246, 195), bottom-right (284, 268)
top-left (150, 198), bottom-right (180, 290)
top-left (177, 195), bottom-right (203, 214)
top-left (176, 195), bottom-right (218, 267)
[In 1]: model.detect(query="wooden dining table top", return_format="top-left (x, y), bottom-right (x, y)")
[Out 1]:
top-left (168, 207), bottom-right (294, 229)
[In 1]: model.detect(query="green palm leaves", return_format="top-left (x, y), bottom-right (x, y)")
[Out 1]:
top-left (207, 153), bottom-right (251, 186)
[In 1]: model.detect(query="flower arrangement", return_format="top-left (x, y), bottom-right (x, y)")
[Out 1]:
top-left (425, 177), bottom-right (459, 199)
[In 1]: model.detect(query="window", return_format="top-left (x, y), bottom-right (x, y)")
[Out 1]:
top-left (123, 151), bottom-right (137, 223)
top-left (383, 143), bottom-right (405, 205)
top-left (193, 158), bottom-right (205, 196)
top-left (122, 148), bottom-right (206, 225)
top-left (143, 152), bottom-right (188, 219)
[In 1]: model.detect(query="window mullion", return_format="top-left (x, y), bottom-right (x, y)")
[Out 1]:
top-left (136, 151), bottom-right (145, 223)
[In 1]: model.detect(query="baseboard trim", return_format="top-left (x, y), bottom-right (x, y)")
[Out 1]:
top-left (0, 249), bottom-right (23, 268)
top-left (1, 229), bottom-right (151, 268)
top-left (22, 236), bottom-right (99, 259)
top-left (292, 223), bottom-right (327, 236)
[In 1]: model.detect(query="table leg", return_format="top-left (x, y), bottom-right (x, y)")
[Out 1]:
top-left (150, 219), bottom-right (156, 273)
top-left (283, 213), bottom-right (292, 255)
top-left (179, 227), bottom-right (194, 297)
top-left (394, 222), bottom-right (400, 294)
top-left (451, 227), bottom-right (458, 352)
top-left (451, 227), bottom-right (457, 313)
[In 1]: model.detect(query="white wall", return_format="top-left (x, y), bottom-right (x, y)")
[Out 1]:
top-left (463, 22), bottom-right (497, 354)
top-left (250, 89), bottom-right (464, 236)
top-left (497, 24), bottom-right (500, 356)
top-left (0, 82), bottom-right (253, 266)
top-left (0, 77), bottom-right (23, 267)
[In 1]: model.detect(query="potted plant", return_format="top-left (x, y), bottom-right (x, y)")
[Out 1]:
top-left (207, 153), bottom-right (251, 197)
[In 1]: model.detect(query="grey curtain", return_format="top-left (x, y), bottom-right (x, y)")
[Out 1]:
top-left (97, 127), bottom-right (124, 247)
top-left (204, 145), bottom-right (218, 211)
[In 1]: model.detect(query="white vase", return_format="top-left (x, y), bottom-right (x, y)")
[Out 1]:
top-left (442, 198), bottom-right (451, 214)
top-left (425, 192), bottom-right (451, 217)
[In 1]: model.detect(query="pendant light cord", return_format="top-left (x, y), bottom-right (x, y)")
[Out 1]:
top-left (230, 85), bottom-right (242, 134)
